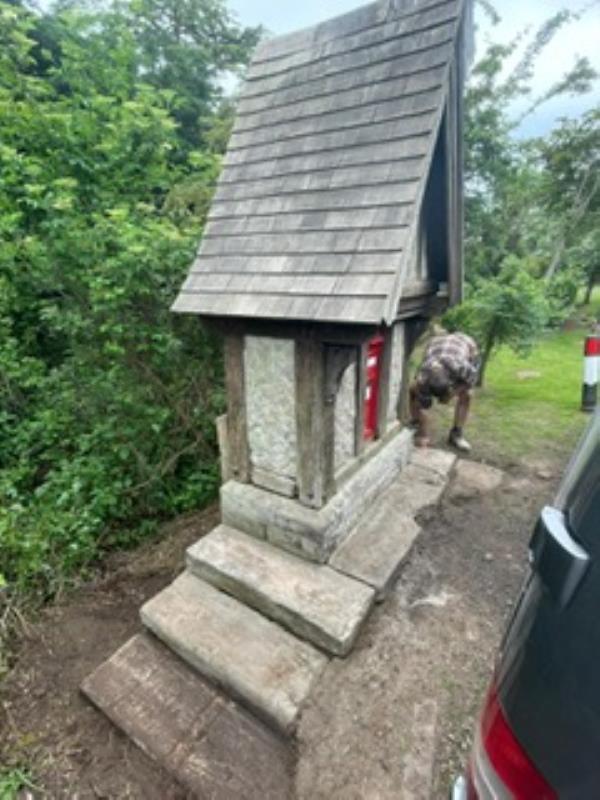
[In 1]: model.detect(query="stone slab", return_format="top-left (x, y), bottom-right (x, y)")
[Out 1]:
top-left (81, 633), bottom-right (293, 800)
top-left (410, 447), bottom-right (457, 479)
top-left (140, 572), bottom-right (328, 734)
top-left (449, 459), bottom-right (504, 500)
top-left (329, 500), bottom-right (421, 601)
top-left (329, 448), bottom-right (454, 599)
top-left (221, 426), bottom-right (414, 563)
top-left (382, 462), bottom-right (449, 516)
top-left (187, 525), bottom-right (375, 656)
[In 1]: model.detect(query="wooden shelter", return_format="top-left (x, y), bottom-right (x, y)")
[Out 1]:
top-left (173, 0), bottom-right (474, 562)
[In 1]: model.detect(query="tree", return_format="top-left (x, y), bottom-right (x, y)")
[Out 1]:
top-left (464, 9), bottom-right (597, 283)
top-left (445, 257), bottom-right (551, 386)
top-left (536, 107), bottom-right (600, 282)
top-left (116, 0), bottom-right (262, 147)
top-left (0, 0), bottom-right (229, 594)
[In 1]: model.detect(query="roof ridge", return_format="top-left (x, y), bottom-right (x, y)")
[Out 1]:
top-left (252, 0), bottom-right (453, 66)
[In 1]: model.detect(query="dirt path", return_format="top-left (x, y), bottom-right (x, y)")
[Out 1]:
top-left (296, 460), bottom-right (559, 799)
top-left (0, 507), bottom-right (220, 799)
top-left (0, 458), bottom-right (563, 799)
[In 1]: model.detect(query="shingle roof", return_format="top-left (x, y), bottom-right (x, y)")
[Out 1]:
top-left (173, 0), bottom-right (471, 325)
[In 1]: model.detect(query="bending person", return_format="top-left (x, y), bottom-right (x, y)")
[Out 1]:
top-left (409, 331), bottom-right (480, 453)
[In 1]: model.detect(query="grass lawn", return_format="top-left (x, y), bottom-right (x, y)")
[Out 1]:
top-left (429, 320), bottom-right (596, 466)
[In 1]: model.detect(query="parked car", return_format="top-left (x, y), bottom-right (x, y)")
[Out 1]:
top-left (453, 410), bottom-right (600, 799)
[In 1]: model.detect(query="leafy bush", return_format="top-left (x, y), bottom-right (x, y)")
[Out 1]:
top-left (445, 256), bottom-right (551, 385)
top-left (0, 0), bottom-right (258, 595)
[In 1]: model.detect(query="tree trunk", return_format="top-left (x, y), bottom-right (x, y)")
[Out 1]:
top-left (477, 335), bottom-right (495, 388)
top-left (545, 238), bottom-right (566, 281)
top-left (583, 274), bottom-right (597, 306)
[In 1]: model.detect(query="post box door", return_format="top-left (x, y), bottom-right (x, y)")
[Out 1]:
top-left (363, 334), bottom-right (385, 440)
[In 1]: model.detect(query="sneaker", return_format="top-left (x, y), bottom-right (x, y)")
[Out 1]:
top-left (449, 430), bottom-right (472, 453)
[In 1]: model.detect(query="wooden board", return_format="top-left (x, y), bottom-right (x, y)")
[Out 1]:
top-left (81, 634), bottom-right (293, 800)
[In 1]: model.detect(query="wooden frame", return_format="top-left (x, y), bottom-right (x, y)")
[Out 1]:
top-left (223, 328), bottom-right (250, 483)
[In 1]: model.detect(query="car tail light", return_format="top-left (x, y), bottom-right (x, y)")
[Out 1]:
top-left (468, 682), bottom-right (557, 799)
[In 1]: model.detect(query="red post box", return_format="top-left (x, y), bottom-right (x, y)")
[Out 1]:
top-left (363, 334), bottom-right (385, 441)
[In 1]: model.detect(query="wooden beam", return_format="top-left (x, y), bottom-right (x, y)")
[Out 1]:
top-left (399, 318), bottom-right (430, 422)
top-left (295, 335), bottom-right (328, 508)
top-left (354, 341), bottom-right (368, 456)
top-left (376, 327), bottom-right (393, 438)
top-left (224, 330), bottom-right (250, 483)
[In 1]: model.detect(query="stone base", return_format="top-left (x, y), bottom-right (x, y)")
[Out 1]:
top-left (221, 426), bottom-right (414, 563)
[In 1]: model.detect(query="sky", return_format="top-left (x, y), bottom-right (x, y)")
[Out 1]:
top-left (227, 0), bottom-right (600, 137)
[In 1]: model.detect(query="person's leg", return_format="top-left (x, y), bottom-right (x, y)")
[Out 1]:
top-left (449, 387), bottom-right (472, 452)
top-left (409, 382), bottom-right (430, 447)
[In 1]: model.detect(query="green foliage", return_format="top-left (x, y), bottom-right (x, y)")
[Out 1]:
top-left (0, 0), bottom-right (259, 596)
top-left (460, 5), bottom-right (599, 381)
top-left (445, 257), bottom-right (551, 384)
top-left (115, 0), bottom-right (262, 147)
top-left (464, 13), bottom-right (597, 282)
top-left (0, 768), bottom-right (38, 800)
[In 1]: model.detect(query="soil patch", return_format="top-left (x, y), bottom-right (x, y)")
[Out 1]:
top-left (0, 505), bottom-right (219, 799)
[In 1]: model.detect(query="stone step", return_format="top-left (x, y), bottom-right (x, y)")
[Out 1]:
top-left (187, 525), bottom-right (375, 657)
top-left (140, 571), bottom-right (328, 735)
top-left (330, 498), bottom-right (421, 601)
top-left (328, 449), bottom-right (455, 600)
top-left (81, 633), bottom-right (293, 800)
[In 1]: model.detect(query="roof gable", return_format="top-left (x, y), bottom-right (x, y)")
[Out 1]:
top-left (173, 0), bottom-right (471, 325)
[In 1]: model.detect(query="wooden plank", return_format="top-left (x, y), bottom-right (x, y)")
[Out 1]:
top-left (204, 205), bottom-right (416, 237)
top-left (209, 177), bottom-right (422, 219)
top-left (219, 150), bottom-right (425, 185)
top-left (295, 335), bottom-right (328, 508)
top-left (251, 0), bottom-right (456, 74)
top-left (452, 19), bottom-right (466, 304)
top-left (376, 327), bottom-right (394, 438)
top-left (226, 113), bottom-right (437, 173)
top-left (199, 227), bottom-right (411, 257)
top-left (229, 92), bottom-right (437, 149)
top-left (181, 273), bottom-right (232, 293)
top-left (216, 413), bottom-right (232, 482)
top-left (182, 272), bottom-right (394, 298)
top-left (445, 61), bottom-right (459, 305)
top-left (246, 7), bottom-right (458, 91)
top-left (399, 318), bottom-right (430, 420)
top-left (189, 252), bottom-right (404, 275)
top-left (173, 291), bottom-right (385, 324)
top-left (221, 126), bottom-right (434, 180)
top-left (81, 634), bottom-right (294, 800)
top-left (232, 75), bottom-right (445, 136)
top-left (238, 36), bottom-right (454, 117)
top-left (354, 341), bottom-right (368, 455)
top-left (224, 329), bottom-right (250, 482)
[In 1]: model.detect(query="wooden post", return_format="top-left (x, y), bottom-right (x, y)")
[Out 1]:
top-left (223, 330), bottom-right (250, 483)
top-left (376, 327), bottom-right (393, 438)
top-left (399, 318), bottom-right (430, 422)
top-left (295, 334), bottom-right (328, 508)
top-left (354, 341), bottom-right (368, 456)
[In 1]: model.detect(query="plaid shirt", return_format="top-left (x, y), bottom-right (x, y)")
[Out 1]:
top-left (418, 333), bottom-right (480, 390)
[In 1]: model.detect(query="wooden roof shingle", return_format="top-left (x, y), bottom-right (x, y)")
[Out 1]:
top-left (173, 0), bottom-right (473, 325)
